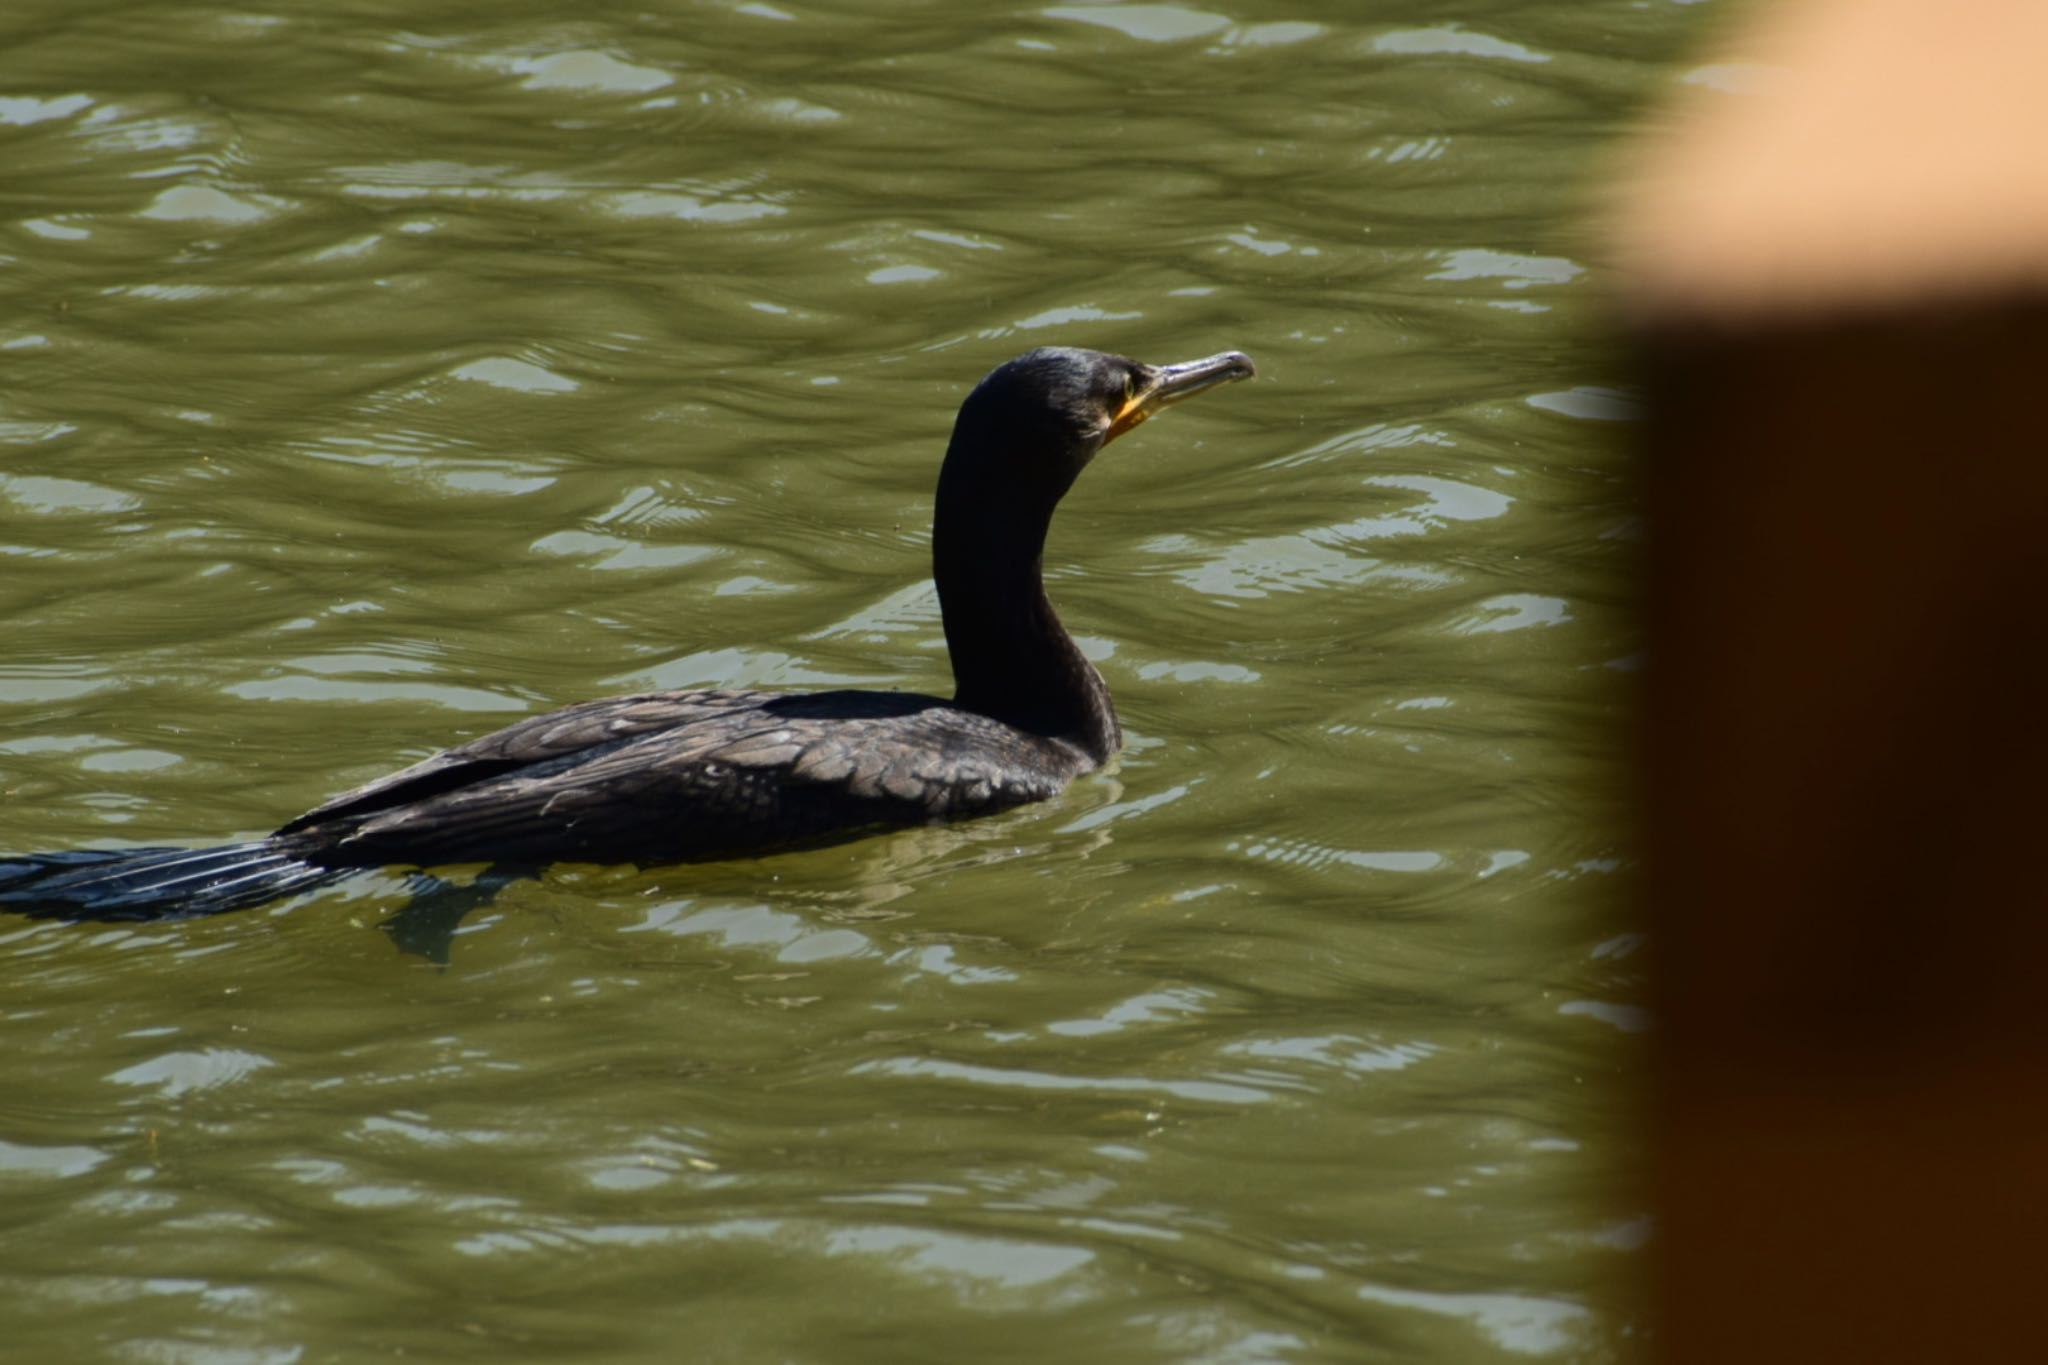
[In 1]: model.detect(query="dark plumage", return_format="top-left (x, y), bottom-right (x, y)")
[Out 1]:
top-left (0, 346), bottom-right (1254, 921)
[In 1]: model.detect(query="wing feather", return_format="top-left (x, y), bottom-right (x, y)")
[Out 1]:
top-left (282, 686), bottom-right (1090, 866)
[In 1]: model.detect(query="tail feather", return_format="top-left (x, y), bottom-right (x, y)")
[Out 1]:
top-left (0, 841), bottom-right (340, 921)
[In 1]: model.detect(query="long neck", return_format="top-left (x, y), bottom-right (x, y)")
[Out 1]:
top-left (931, 454), bottom-right (1120, 762)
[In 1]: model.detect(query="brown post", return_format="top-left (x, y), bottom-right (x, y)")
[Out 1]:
top-left (1617, 2), bottom-right (2048, 1360)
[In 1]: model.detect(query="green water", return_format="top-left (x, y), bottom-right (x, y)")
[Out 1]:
top-left (2, 1), bottom-right (1700, 1359)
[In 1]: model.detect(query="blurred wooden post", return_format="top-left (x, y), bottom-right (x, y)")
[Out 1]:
top-left (1616, 1), bottom-right (2048, 1361)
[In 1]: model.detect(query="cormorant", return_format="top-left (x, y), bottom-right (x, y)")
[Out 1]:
top-left (0, 346), bottom-right (1254, 921)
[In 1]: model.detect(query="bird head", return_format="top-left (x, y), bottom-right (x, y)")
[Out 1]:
top-left (947, 346), bottom-right (1257, 500)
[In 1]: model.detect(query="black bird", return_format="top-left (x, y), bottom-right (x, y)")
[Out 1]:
top-left (0, 346), bottom-right (1255, 921)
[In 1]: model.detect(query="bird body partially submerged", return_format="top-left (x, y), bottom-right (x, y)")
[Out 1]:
top-left (278, 687), bottom-right (1091, 867)
top-left (1, 346), bottom-right (1254, 921)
